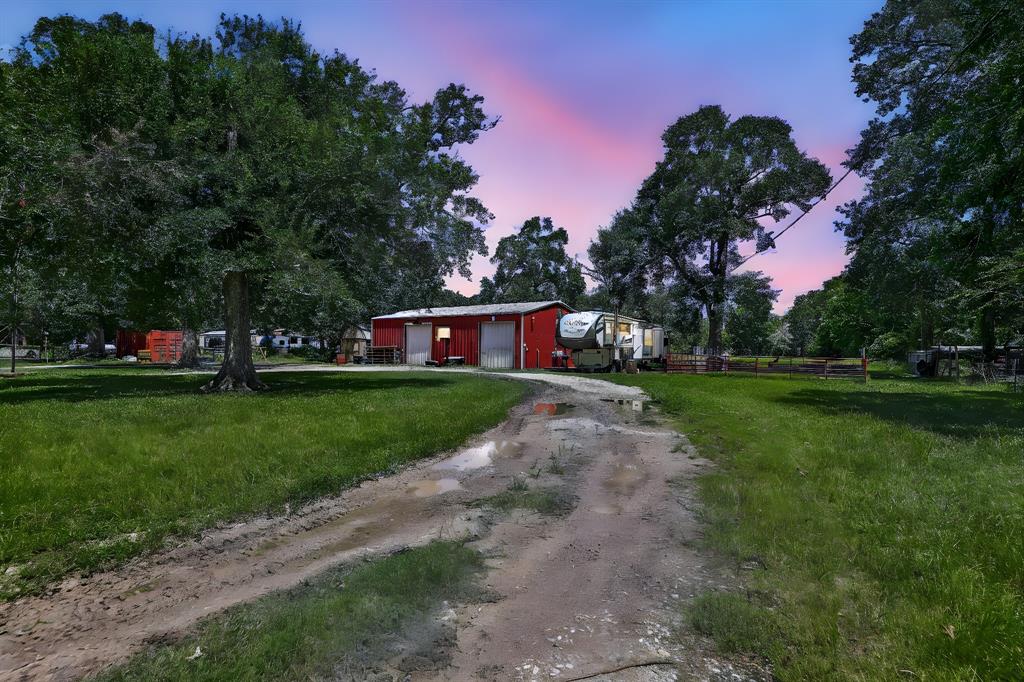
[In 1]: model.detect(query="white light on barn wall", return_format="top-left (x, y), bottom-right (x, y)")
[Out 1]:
top-left (436, 327), bottom-right (451, 340)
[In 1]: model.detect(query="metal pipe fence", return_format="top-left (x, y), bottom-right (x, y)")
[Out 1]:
top-left (665, 354), bottom-right (869, 381)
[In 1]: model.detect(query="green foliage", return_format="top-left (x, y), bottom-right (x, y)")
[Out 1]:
top-left (479, 216), bottom-right (585, 306)
top-left (842, 0), bottom-right (1024, 358)
top-left (690, 592), bottom-right (780, 656)
top-left (867, 331), bottom-right (912, 360)
top-left (0, 369), bottom-right (524, 598)
top-left (100, 541), bottom-right (483, 681)
top-left (723, 271), bottom-right (778, 355)
top-left (634, 105), bottom-right (831, 352)
top-left (607, 372), bottom-right (1024, 678)
top-left (584, 209), bottom-right (650, 314)
top-left (4, 12), bottom-right (498, 373)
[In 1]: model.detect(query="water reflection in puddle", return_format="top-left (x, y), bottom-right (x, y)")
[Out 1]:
top-left (533, 402), bottom-right (575, 416)
top-left (407, 478), bottom-right (462, 497)
top-left (434, 440), bottom-right (521, 471)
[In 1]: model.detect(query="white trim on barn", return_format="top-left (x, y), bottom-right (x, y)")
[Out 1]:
top-left (375, 301), bottom-right (569, 319)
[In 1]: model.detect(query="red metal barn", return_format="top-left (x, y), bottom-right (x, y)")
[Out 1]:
top-left (371, 301), bottom-right (575, 369)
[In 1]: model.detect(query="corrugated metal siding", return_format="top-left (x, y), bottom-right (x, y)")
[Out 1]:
top-left (147, 330), bottom-right (183, 363)
top-left (116, 329), bottom-right (148, 358)
top-left (372, 319), bottom-right (405, 349)
top-left (522, 304), bottom-right (573, 368)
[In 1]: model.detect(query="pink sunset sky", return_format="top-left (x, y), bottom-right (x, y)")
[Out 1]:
top-left (4, 0), bottom-right (881, 311)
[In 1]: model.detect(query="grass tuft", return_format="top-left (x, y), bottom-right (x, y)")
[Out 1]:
top-left (97, 541), bottom-right (483, 681)
top-left (689, 592), bottom-right (779, 656)
top-left (476, 487), bottom-right (575, 516)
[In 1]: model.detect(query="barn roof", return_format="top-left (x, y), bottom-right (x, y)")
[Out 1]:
top-left (373, 301), bottom-right (572, 320)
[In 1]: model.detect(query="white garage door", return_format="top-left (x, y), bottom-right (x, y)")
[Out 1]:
top-left (480, 322), bottom-right (515, 369)
top-left (405, 324), bottom-right (432, 365)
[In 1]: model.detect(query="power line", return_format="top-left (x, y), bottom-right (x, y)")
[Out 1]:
top-left (736, 0), bottom-right (1011, 269)
top-left (736, 166), bottom-right (855, 268)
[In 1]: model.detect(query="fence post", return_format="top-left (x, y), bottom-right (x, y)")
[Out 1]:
top-left (789, 356), bottom-right (794, 379)
top-left (862, 348), bottom-right (868, 382)
top-left (824, 358), bottom-right (829, 380)
top-left (754, 356), bottom-right (759, 378)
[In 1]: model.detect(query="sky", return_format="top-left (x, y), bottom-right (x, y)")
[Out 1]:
top-left (3, 0), bottom-right (882, 312)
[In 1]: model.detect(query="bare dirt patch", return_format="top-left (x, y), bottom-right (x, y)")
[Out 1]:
top-left (0, 372), bottom-right (765, 681)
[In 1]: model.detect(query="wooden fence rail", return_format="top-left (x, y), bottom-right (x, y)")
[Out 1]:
top-left (665, 354), bottom-right (868, 380)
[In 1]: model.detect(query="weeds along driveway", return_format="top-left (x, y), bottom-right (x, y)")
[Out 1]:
top-left (0, 370), bottom-right (762, 681)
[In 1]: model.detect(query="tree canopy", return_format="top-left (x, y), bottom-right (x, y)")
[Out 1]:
top-left (3, 13), bottom-right (496, 385)
top-left (634, 105), bottom-right (831, 353)
top-left (840, 0), bottom-right (1024, 358)
top-left (479, 216), bottom-right (585, 306)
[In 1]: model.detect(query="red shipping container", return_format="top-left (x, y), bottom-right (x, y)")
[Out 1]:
top-left (146, 330), bottom-right (184, 364)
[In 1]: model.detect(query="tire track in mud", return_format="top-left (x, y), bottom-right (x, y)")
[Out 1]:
top-left (0, 372), bottom-right (765, 681)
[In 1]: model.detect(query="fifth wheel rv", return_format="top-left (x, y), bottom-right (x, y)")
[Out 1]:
top-left (556, 311), bottom-right (666, 371)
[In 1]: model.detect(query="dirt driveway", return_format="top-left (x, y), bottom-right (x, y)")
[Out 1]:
top-left (0, 371), bottom-right (762, 681)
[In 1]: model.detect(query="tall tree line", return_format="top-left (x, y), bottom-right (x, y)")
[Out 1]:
top-left (1, 13), bottom-right (496, 387)
top-left (776, 0), bottom-right (1023, 360)
top-left (582, 0), bottom-right (1023, 359)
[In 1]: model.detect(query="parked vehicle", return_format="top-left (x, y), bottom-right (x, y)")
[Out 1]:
top-left (556, 311), bottom-right (666, 371)
top-left (68, 341), bottom-right (116, 356)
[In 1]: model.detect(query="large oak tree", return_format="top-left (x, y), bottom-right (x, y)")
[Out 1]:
top-left (634, 105), bottom-right (831, 353)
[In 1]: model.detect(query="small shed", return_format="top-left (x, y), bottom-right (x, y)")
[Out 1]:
top-left (340, 325), bottom-right (371, 361)
top-left (371, 301), bottom-right (574, 369)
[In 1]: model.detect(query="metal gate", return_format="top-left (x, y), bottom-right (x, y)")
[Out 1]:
top-left (480, 321), bottom-right (515, 369)
top-left (404, 324), bottom-right (432, 365)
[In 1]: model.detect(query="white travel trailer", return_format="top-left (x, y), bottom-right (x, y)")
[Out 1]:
top-left (556, 311), bottom-right (666, 371)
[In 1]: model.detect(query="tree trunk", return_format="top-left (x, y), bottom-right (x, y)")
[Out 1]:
top-left (706, 302), bottom-right (723, 355)
top-left (177, 327), bottom-right (201, 368)
top-left (704, 232), bottom-right (729, 356)
top-left (86, 326), bottom-right (106, 357)
top-left (979, 305), bottom-right (997, 362)
top-left (202, 271), bottom-right (265, 392)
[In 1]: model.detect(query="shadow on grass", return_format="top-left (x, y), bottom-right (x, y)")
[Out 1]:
top-left (0, 371), bottom-right (454, 405)
top-left (775, 387), bottom-right (1024, 439)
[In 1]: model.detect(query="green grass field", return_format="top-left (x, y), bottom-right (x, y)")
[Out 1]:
top-left (100, 541), bottom-right (483, 681)
top-left (0, 369), bottom-right (525, 599)
top-left (607, 371), bottom-right (1024, 680)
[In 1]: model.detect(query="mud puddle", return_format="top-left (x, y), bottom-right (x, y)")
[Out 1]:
top-left (433, 440), bottom-right (522, 471)
top-left (600, 397), bottom-right (652, 412)
top-left (533, 402), bottom-right (575, 416)
top-left (408, 478), bottom-right (462, 497)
